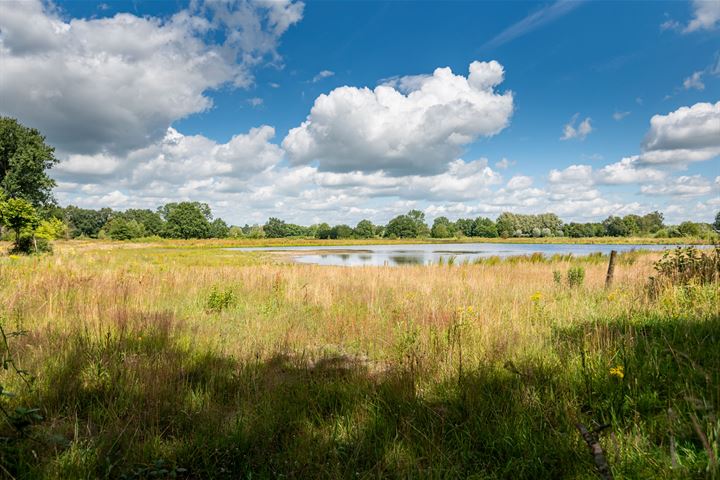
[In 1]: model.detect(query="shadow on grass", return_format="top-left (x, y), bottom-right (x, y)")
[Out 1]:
top-left (3, 307), bottom-right (719, 479)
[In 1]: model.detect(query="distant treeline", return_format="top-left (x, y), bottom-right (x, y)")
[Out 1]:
top-left (6, 203), bottom-right (716, 241)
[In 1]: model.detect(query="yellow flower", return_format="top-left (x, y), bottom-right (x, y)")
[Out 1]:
top-left (609, 365), bottom-right (624, 379)
top-left (530, 291), bottom-right (542, 303)
top-left (607, 292), bottom-right (616, 301)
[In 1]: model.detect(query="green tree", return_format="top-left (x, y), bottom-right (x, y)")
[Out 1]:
top-left (472, 217), bottom-right (498, 238)
top-left (122, 209), bottom-right (165, 236)
top-left (431, 217), bottom-right (453, 238)
top-left (0, 196), bottom-right (40, 250)
top-left (677, 221), bottom-right (701, 237)
top-left (263, 217), bottom-right (288, 238)
top-left (330, 224), bottom-right (353, 239)
top-left (209, 218), bottom-right (230, 238)
top-left (407, 210), bottom-right (430, 237)
top-left (161, 202), bottom-right (212, 239)
top-left (714, 212), bottom-right (720, 232)
top-left (354, 219), bottom-right (375, 238)
top-left (455, 218), bottom-right (474, 237)
top-left (105, 217), bottom-right (146, 240)
top-left (602, 216), bottom-right (630, 237)
top-left (0, 117), bottom-right (59, 207)
top-left (315, 222), bottom-right (332, 239)
top-left (385, 214), bottom-right (417, 238)
top-left (64, 206), bottom-right (113, 238)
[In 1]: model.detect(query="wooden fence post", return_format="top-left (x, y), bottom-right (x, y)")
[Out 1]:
top-left (605, 250), bottom-right (617, 289)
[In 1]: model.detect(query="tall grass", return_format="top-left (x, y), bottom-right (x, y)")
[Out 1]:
top-left (0, 242), bottom-right (717, 478)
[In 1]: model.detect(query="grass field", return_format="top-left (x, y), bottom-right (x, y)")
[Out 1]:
top-left (0, 241), bottom-right (718, 479)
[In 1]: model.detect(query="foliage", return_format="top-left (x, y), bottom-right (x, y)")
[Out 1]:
top-left (0, 196), bottom-right (39, 242)
top-left (472, 217), bottom-right (498, 237)
top-left (431, 216), bottom-right (454, 238)
top-left (330, 224), bottom-right (353, 239)
top-left (652, 245), bottom-right (720, 286)
top-left (353, 219), bottom-right (375, 239)
top-left (205, 287), bottom-right (236, 312)
top-left (0, 117), bottom-right (58, 207)
top-left (63, 206), bottom-right (113, 238)
top-left (105, 217), bottom-right (146, 240)
top-left (386, 210), bottom-right (429, 238)
top-left (34, 217), bottom-right (67, 240)
top-left (160, 202), bottom-right (212, 239)
top-left (496, 212), bottom-right (562, 237)
top-left (566, 266), bottom-right (585, 288)
top-left (209, 218), bottom-right (230, 239)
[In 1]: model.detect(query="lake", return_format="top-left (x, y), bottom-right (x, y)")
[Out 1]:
top-left (228, 243), bottom-right (684, 266)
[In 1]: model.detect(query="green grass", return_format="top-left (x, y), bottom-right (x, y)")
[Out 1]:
top-left (0, 242), bottom-right (718, 479)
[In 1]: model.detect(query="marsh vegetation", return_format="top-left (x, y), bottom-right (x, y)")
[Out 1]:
top-left (0, 242), bottom-right (718, 478)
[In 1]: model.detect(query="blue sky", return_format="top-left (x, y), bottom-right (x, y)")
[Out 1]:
top-left (1, 0), bottom-right (718, 225)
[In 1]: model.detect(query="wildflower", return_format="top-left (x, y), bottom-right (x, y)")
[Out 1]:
top-left (530, 291), bottom-right (542, 303)
top-left (609, 365), bottom-right (624, 379)
top-left (607, 292), bottom-right (616, 301)
top-left (466, 306), bottom-right (474, 314)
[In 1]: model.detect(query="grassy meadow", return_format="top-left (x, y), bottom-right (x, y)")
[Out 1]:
top-left (0, 240), bottom-right (718, 479)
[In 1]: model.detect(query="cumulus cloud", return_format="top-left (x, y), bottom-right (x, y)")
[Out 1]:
top-left (560, 114), bottom-right (592, 140)
top-left (548, 164), bottom-right (593, 184)
top-left (638, 101), bottom-right (720, 165)
top-left (506, 175), bottom-right (533, 190)
top-left (640, 175), bottom-right (713, 197)
top-left (282, 60), bottom-right (514, 175)
top-left (595, 157), bottom-right (666, 184)
top-left (661, 0), bottom-right (720, 33)
top-left (0, 0), bottom-right (303, 156)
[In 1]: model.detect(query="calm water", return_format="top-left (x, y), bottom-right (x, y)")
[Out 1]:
top-left (228, 243), bottom-right (683, 267)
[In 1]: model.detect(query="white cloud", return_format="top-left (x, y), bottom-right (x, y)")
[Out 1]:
top-left (685, 0), bottom-right (720, 32)
top-left (248, 97), bottom-right (264, 107)
top-left (0, 0), bottom-right (303, 156)
top-left (495, 157), bottom-right (516, 169)
top-left (312, 70), bottom-right (335, 82)
top-left (548, 164), bottom-right (593, 184)
top-left (506, 175), bottom-right (533, 190)
top-left (560, 114), bottom-right (593, 140)
top-left (595, 157), bottom-right (666, 184)
top-left (638, 101), bottom-right (720, 165)
top-left (640, 175), bottom-right (713, 197)
top-left (613, 111), bottom-right (630, 121)
top-left (282, 60), bottom-right (514, 175)
top-left (683, 71), bottom-right (705, 90)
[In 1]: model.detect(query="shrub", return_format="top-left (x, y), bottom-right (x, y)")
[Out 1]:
top-left (9, 236), bottom-right (52, 254)
top-left (567, 266), bottom-right (585, 288)
top-left (652, 245), bottom-right (719, 286)
top-left (206, 287), bottom-right (236, 312)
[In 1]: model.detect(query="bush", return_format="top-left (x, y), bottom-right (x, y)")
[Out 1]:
top-left (652, 245), bottom-right (719, 286)
top-left (206, 287), bottom-right (236, 312)
top-left (9, 236), bottom-right (52, 254)
top-left (567, 266), bottom-right (585, 288)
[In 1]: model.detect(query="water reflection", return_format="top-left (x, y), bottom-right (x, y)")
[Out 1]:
top-left (228, 243), bottom-right (688, 267)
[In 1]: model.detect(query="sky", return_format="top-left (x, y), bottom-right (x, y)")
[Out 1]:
top-left (0, 0), bottom-right (719, 226)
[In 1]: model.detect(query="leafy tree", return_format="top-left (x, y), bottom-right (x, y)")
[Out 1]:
top-left (354, 219), bottom-right (375, 238)
top-left (407, 210), bottom-right (430, 237)
top-left (315, 222), bottom-right (332, 239)
top-left (64, 206), bottom-right (113, 238)
top-left (714, 212), bottom-right (720, 232)
top-left (122, 209), bottom-right (164, 236)
top-left (161, 202), bottom-right (212, 239)
top-left (35, 217), bottom-right (67, 240)
top-left (677, 221), bottom-right (701, 237)
top-left (385, 214), bottom-right (417, 238)
top-left (602, 216), bottom-right (630, 237)
top-left (638, 211), bottom-right (664, 234)
top-left (330, 224), bottom-right (353, 239)
top-left (263, 217), bottom-right (288, 238)
top-left (431, 217), bottom-right (453, 238)
top-left (455, 218), bottom-right (474, 237)
top-left (0, 117), bottom-right (59, 207)
top-left (105, 217), bottom-right (145, 240)
top-left (209, 218), bottom-right (230, 238)
top-left (0, 196), bottom-right (40, 251)
top-left (472, 217), bottom-right (498, 237)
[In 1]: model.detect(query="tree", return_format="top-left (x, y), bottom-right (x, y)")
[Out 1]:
top-left (455, 218), bottom-right (474, 237)
top-left (330, 224), bottom-right (353, 239)
top-left (122, 209), bottom-right (165, 236)
top-left (161, 202), bottom-right (212, 239)
top-left (64, 206), bottom-right (113, 238)
top-left (385, 214), bottom-right (417, 238)
top-left (0, 118), bottom-right (59, 207)
top-left (677, 221), bottom-right (701, 237)
top-left (209, 218), bottom-right (230, 238)
top-left (638, 211), bottom-right (664, 234)
top-left (0, 196), bottom-right (40, 251)
top-left (354, 219), bottom-right (375, 238)
top-left (263, 217), bottom-right (288, 238)
top-left (315, 222), bottom-right (332, 239)
top-left (472, 217), bottom-right (498, 238)
top-left (407, 210), bottom-right (430, 237)
top-left (431, 217), bottom-right (453, 238)
top-left (714, 212), bottom-right (720, 232)
top-left (105, 217), bottom-right (145, 240)
top-left (602, 216), bottom-right (630, 237)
